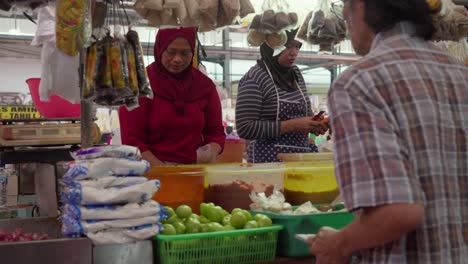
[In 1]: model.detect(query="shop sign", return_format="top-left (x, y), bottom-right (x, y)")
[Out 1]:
top-left (0, 106), bottom-right (43, 120)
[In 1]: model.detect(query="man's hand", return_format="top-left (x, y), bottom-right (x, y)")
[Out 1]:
top-left (308, 227), bottom-right (352, 264)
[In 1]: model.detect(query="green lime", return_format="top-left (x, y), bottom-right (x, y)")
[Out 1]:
top-left (223, 225), bottom-right (236, 231)
top-left (231, 208), bottom-right (243, 215)
top-left (257, 217), bottom-right (273, 227)
top-left (206, 207), bottom-right (223, 223)
top-left (207, 222), bottom-right (224, 232)
top-left (200, 224), bottom-right (211, 233)
top-left (244, 220), bottom-right (258, 229)
top-left (167, 215), bottom-right (182, 225)
top-left (200, 203), bottom-right (211, 218)
top-left (164, 206), bottom-right (175, 218)
top-left (199, 215), bottom-right (210, 224)
top-left (222, 215), bottom-right (232, 226)
top-left (172, 221), bottom-right (186, 234)
top-left (220, 209), bottom-right (229, 218)
top-left (230, 212), bottom-right (247, 229)
top-left (185, 219), bottom-right (201, 234)
top-left (189, 213), bottom-right (200, 221)
top-left (253, 213), bottom-right (269, 221)
top-left (161, 224), bottom-right (176, 235)
top-left (241, 210), bottom-right (252, 221)
top-left (176, 205), bottom-right (192, 219)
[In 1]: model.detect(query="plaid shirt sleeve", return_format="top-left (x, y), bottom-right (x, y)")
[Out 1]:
top-left (328, 72), bottom-right (425, 212)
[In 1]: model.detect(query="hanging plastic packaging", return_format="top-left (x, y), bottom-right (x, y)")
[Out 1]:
top-left (126, 46), bottom-right (139, 95)
top-left (250, 10), bottom-right (298, 34)
top-left (261, 0), bottom-right (289, 13)
top-left (198, 0), bottom-right (219, 32)
top-left (239, 0), bottom-right (255, 18)
top-left (306, 0), bottom-right (346, 50)
top-left (184, 0), bottom-right (201, 23)
top-left (217, 0), bottom-right (240, 28)
top-left (55, 0), bottom-right (90, 56)
top-left (83, 41), bottom-right (100, 99)
top-left (126, 30), bottom-right (153, 99)
top-left (297, 11), bottom-right (313, 41)
top-left (83, 1), bottom-right (153, 106)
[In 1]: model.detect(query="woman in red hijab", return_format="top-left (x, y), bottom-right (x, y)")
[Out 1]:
top-left (119, 27), bottom-right (225, 165)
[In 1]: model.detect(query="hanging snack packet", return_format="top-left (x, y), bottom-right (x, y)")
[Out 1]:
top-left (83, 41), bottom-right (101, 99)
top-left (126, 30), bottom-right (153, 99)
top-left (56, 0), bottom-right (89, 56)
top-left (126, 45), bottom-right (139, 96)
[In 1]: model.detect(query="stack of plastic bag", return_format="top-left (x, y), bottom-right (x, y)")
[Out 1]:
top-left (60, 145), bottom-right (167, 245)
top-left (247, 9), bottom-right (298, 49)
top-left (133, 0), bottom-right (255, 31)
top-left (297, 0), bottom-right (347, 52)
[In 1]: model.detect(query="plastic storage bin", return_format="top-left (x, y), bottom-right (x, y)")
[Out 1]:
top-left (284, 162), bottom-right (339, 205)
top-left (145, 166), bottom-right (205, 214)
top-left (153, 225), bottom-right (282, 264)
top-left (205, 163), bottom-right (285, 211)
top-left (26, 78), bottom-right (80, 118)
top-left (251, 206), bottom-right (354, 257)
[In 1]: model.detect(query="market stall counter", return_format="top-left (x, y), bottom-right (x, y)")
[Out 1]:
top-left (0, 217), bottom-right (153, 264)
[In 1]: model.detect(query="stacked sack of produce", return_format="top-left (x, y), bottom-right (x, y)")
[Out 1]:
top-left (133, 0), bottom-right (255, 31)
top-left (247, 9), bottom-right (299, 49)
top-left (60, 145), bottom-right (166, 245)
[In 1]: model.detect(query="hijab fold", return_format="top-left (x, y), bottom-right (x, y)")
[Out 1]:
top-left (257, 29), bottom-right (301, 92)
top-left (147, 27), bottom-right (213, 113)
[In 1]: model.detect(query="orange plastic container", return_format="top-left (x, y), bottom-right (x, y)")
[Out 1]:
top-left (215, 138), bottom-right (245, 163)
top-left (145, 166), bottom-right (206, 213)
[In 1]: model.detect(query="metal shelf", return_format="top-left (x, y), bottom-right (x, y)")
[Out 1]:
top-left (0, 146), bottom-right (75, 166)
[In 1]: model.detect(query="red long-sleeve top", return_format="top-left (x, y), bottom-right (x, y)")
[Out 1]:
top-left (119, 88), bottom-right (225, 164)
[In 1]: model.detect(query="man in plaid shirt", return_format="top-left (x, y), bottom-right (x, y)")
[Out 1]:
top-left (308, 0), bottom-right (468, 263)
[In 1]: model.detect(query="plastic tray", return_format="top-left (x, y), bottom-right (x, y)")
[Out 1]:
top-left (153, 225), bottom-right (282, 264)
top-left (251, 206), bottom-right (354, 257)
top-left (205, 163), bottom-right (285, 211)
top-left (278, 152), bottom-right (334, 163)
top-left (283, 163), bottom-right (338, 205)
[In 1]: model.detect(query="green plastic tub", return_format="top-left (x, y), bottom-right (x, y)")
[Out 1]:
top-left (153, 225), bottom-right (282, 264)
top-left (251, 205), bottom-right (354, 257)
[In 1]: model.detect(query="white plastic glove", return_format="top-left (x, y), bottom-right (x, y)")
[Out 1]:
top-left (196, 144), bottom-right (216, 164)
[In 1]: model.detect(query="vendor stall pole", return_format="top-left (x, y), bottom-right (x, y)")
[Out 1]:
top-left (79, 48), bottom-right (94, 148)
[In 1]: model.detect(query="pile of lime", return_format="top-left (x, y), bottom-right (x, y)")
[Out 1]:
top-left (161, 203), bottom-right (273, 235)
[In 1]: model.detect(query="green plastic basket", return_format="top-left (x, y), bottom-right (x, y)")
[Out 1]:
top-left (153, 225), bottom-right (282, 264)
top-left (251, 206), bottom-right (354, 257)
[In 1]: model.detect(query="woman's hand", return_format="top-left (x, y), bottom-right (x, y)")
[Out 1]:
top-left (281, 117), bottom-right (328, 135)
top-left (142, 151), bottom-right (165, 166)
top-left (197, 143), bottom-right (222, 164)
